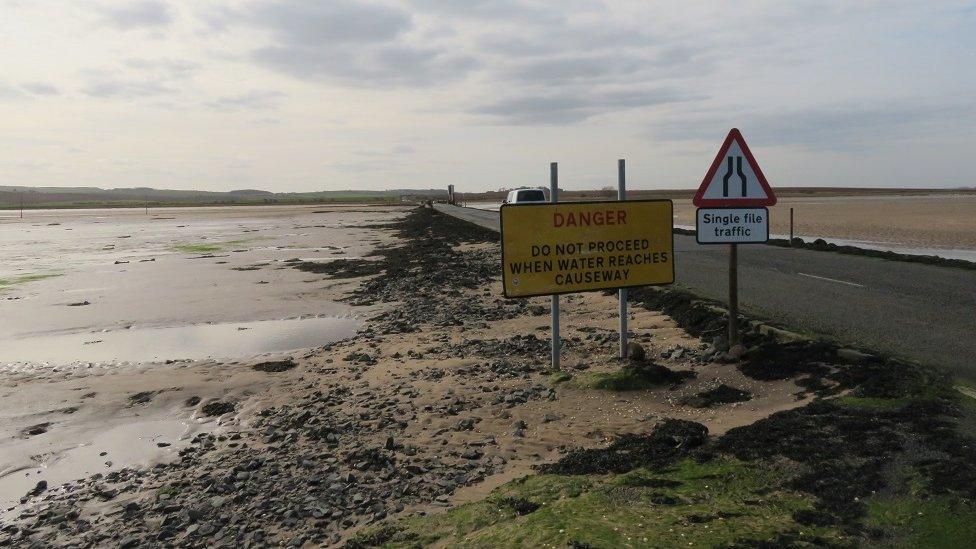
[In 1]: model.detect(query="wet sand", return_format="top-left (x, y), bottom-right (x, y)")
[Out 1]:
top-left (0, 205), bottom-right (408, 361)
top-left (0, 205), bottom-right (405, 514)
top-left (672, 193), bottom-right (976, 251)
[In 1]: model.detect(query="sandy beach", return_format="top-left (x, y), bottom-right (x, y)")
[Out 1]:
top-left (672, 193), bottom-right (976, 252)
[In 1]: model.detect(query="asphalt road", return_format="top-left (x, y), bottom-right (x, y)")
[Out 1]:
top-left (434, 204), bottom-right (976, 380)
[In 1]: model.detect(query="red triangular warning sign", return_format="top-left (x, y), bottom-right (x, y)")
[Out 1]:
top-left (693, 129), bottom-right (776, 207)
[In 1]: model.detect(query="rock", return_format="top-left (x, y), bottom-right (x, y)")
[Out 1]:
top-left (201, 401), bottom-right (235, 417)
top-left (625, 342), bottom-right (646, 361)
top-left (22, 423), bottom-right (50, 437)
top-left (757, 324), bottom-right (805, 342)
top-left (511, 420), bottom-right (527, 437)
top-left (711, 336), bottom-right (730, 352)
top-left (728, 344), bottom-right (747, 359)
top-left (24, 480), bottom-right (47, 499)
top-left (542, 413), bottom-right (560, 423)
top-left (252, 359), bottom-right (297, 372)
top-left (837, 348), bottom-right (872, 363)
top-left (119, 535), bottom-right (141, 548)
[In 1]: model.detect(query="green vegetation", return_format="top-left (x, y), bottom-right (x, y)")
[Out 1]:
top-left (171, 243), bottom-right (222, 254)
top-left (548, 371), bottom-right (572, 385)
top-left (834, 395), bottom-right (911, 411)
top-left (572, 370), bottom-right (653, 391)
top-left (348, 459), bottom-right (848, 548)
top-left (571, 364), bottom-right (694, 392)
top-left (0, 272), bottom-right (62, 291)
top-left (170, 237), bottom-right (265, 254)
top-left (866, 496), bottom-right (976, 548)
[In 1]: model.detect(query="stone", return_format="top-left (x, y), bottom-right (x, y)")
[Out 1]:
top-left (837, 348), bottom-right (873, 363)
top-left (711, 336), bottom-right (730, 352)
top-left (728, 344), bottom-right (747, 359)
top-left (625, 342), bottom-right (646, 361)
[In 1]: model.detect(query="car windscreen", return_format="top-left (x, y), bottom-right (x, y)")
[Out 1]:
top-left (517, 190), bottom-right (546, 202)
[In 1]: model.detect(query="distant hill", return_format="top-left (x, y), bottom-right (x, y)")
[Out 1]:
top-left (0, 186), bottom-right (448, 209)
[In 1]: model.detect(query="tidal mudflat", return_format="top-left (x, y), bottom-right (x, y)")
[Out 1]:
top-left (0, 205), bottom-right (404, 513)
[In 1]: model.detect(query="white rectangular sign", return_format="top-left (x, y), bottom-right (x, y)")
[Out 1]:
top-left (696, 207), bottom-right (769, 244)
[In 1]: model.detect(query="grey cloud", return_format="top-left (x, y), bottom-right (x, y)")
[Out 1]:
top-left (77, 57), bottom-right (197, 101)
top-left (475, 88), bottom-right (686, 125)
top-left (649, 103), bottom-right (976, 151)
top-left (101, 0), bottom-right (173, 29)
top-left (406, 0), bottom-right (571, 22)
top-left (354, 144), bottom-right (417, 157)
top-left (504, 54), bottom-right (644, 86)
top-left (124, 58), bottom-right (200, 78)
top-left (21, 82), bottom-right (60, 96)
top-left (81, 71), bottom-right (174, 99)
top-left (253, 0), bottom-right (409, 44)
top-left (749, 105), bottom-right (976, 149)
top-left (247, 0), bottom-right (477, 87)
top-left (206, 90), bottom-right (285, 111)
top-left (1, 81), bottom-right (61, 99)
top-left (0, 82), bottom-right (24, 99)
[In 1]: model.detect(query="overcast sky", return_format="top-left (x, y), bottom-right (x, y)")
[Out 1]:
top-left (2, 1), bottom-right (974, 192)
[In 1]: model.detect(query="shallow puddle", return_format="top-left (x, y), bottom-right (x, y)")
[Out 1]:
top-left (0, 316), bottom-right (360, 367)
top-left (0, 418), bottom-right (192, 510)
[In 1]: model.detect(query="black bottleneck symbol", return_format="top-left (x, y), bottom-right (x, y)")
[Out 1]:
top-left (722, 156), bottom-right (747, 197)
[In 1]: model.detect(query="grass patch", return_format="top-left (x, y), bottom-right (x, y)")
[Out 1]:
top-left (571, 364), bottom-right (693, 392)
top-left (170, 236), bottom-right (266, 254)
top-left (351, 459), bottom-right (848, 548)
top-left (0, 272), bottom-right (62, 291)
top-left (834, 395), bottom-right (911, 411)
top-left (549, 371), bottom-right (572, 385)
top-left (171, 243), bottom-right (222, 254)
top-left (866, 496), bottom-right (976, 548)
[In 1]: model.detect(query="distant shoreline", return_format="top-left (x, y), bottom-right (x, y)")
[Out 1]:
top-left (2, 186), bottom-right (973, 211)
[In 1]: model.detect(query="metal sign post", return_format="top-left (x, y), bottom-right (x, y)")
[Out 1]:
top-left (618, 159), bottom-right (628, 358)
top-left (500, 162), bottom-right (674, 368)
top-left (550, 162), bottom-right (560, 370)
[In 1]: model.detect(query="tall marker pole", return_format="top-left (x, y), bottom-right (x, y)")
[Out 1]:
top-left (789, 207), bottom-right (795, 245)
top-left (550, 162), bottom-right (560, 370)
top-left (728, 243), bottom-right (739, 346)
top-left (617, 159), bottom-right (628, 358)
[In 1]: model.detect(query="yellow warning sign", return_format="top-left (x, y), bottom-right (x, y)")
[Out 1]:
top-left (501, 200), bottom-right (674, 298)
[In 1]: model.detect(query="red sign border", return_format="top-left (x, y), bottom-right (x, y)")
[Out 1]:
top-left (693, 128), bottom-right (776, 207)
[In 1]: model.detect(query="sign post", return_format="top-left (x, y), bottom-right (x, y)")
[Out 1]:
top-left (693, 129), bottom-right (776, 347)
top-left (618, 159), bottom-right (627, 358)
top-left (550, 162), bottom-right (560, 370)
top-left (501, 166), bottom-right (674, 370)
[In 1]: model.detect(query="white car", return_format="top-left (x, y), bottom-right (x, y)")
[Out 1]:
top-left (504, 188), bottom-right (549, 204)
